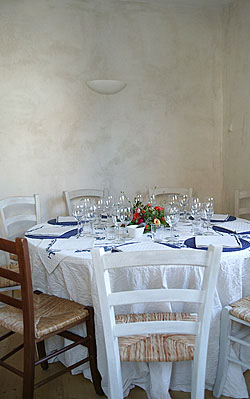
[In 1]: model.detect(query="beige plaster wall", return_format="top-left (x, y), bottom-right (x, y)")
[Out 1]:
top-left (222, 0), bottom-right (250, 215)
top-left (0, 0), bottom-right (223, 220)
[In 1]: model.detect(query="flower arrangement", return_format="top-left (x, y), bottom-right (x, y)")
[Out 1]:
top-left (130, 197), bottom-right (169, 231)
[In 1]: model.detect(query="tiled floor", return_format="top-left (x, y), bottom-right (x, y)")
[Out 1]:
top-left (0, 326), bottom-right (249, 398)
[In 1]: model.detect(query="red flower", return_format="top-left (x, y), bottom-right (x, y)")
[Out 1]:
top-left (145, 224), bottom-right (150, 230)
top-left (155, 206), bottom-right (163, 212)
top-left (161, 216), bottom-right (165, 221)
top-left (147, 203), bottom-right (151, 207)
top-left (138, 218), bottom-right (144, 224)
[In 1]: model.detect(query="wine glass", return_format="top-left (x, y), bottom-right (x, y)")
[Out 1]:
top-left (190, 198), bottom-right (202, 235)
top-left (203, 197), bottom-right (214, 234)
top-left (165, 204), bottom-right (180, 243)
top-left (179, 194), bottom-right (189, 222)
top-left (72, 204), bottom-right (84, 238)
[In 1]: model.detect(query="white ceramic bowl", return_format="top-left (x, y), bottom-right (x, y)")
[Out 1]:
top-left (127, 225), bottom-right (145, 239)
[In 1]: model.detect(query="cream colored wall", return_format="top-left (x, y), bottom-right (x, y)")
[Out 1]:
top-left (222, 0), bottom-right (250, 215)
top-left (0, 0), bottom-right (223, 220)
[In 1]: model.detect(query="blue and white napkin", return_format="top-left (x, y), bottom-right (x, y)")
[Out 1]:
top-left (38, 237), bottom-right (94, 274)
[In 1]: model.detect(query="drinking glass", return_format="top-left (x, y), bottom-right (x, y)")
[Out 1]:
top-left (190, 198), bottom-right (202, 235)
top-left (179, 194), bottom-right (189, 222)
top-left (203, 197), bottom-right (214, 234)
top-left (72, 204), bottom-right (84, 238)
top-left (165, 204), bottom-right (180, 243)
top-left (151, 224), bottom-right (161, 241)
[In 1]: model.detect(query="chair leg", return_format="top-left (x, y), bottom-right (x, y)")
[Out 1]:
top-left (23, 341), bottom-right (35, 399)
top-left (213, 306), bottom-right (232, 398)
top-left (85, 306), bottom-right (104, 396)
top-left (37, 340), bottom-right (49, 370)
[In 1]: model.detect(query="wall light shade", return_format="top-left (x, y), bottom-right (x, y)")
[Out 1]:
top-left (86, 80), bottom-right (127, 95)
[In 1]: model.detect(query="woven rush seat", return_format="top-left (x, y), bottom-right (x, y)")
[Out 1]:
top-left (229, 295), bottom-right (250, 323)
top-left (116, 312), bottom-right (197, 362)
top-left (0, 292), bottom-right (89, 341)
top-left (0, 263), bottom-right (19, 288)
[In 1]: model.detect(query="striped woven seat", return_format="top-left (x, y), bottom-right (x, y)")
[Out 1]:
top-left (0, 263), bottom-right (19, 288)
top-left (229, 295), bottom-right (250, 323)
top-left (116, 312), bottom-right (197, 362)
top-left (0, 292), bottom-right (89, 341)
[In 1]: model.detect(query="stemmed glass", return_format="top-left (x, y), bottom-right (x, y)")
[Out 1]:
top-left (119, 206), bottom-right (132, 238)
top-left (112, 204), bottom-right (122, 243)
top-left (179, 194), bottom-right (189, 222)
top-left (203, 197), bottom-right (214, 234)
top-left (165, 204), bottom-right (180, 243)
top-left (190, 198), bottom-right (202, 235)
top-left (72, 204), bottom-right (84, 238)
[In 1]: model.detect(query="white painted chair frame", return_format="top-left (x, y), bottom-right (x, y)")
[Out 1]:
top-left (235, 189), bottom-right (250, 217)
top-left (149, 187), bottom-right (193, 201)
top-left (64, 189), bottom-right (104, 216)
top-left (213, 305), bottom-right (250, 398)
top-left (0, 194), bottom-right (40, 302)
top-left (92, 246), bottom-right (222, 399)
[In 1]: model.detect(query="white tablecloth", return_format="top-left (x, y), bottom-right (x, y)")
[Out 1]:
top-left (26, 221), bottom-right (250, 399)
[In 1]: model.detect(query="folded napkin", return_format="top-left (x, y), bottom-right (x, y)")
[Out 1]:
top-left (195, 235), bottom-right (241, 249)
top-left (215, 220), bottom-right (250, 234)
top-left (57, 216), bottom-right (76, 223)
top-left (26, 225), bottom-right (75, 238)
top-left (212, 214), bottom-right (229, 221)
top-left (38, 237), bottom-right (94, 274)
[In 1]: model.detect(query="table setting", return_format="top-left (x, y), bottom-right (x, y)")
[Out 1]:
top-left (25, 193), bottom-right (250, 399)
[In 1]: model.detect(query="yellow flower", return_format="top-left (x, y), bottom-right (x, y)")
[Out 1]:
top-left (153, 218), bottom-right (161, 225)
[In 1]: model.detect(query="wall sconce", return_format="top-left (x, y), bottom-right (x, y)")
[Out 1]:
top-left (86, 80), bottom-right (127, 95)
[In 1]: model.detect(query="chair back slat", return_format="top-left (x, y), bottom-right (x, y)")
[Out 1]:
top-left (64, 189), bottom-right (104, 216)
top-left (114, 320), bottom-right (199, 337)
top-left (149, 187), bottom-right (192, 200)
top-left (0, 268), bottom-right (22, 284)
top-left (0, 293), bottom-right (23, 309)
top-left (109, 289), bottom-right (205, 307)
top-left (102, 249), bottom-right (209, 269)
top-left (235, 189), bottom-right (250, 217)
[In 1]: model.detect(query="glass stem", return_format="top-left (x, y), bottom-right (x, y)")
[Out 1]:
top-left (77, 221), bottom-right (81, 238)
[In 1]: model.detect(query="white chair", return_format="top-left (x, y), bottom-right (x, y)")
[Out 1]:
top-left (0, 194), bottom-right (41, 243)
top-left (213, 296), bottom-right (250, 398)
top-left (92, 245), bottom-right (222, 399)
top-left (235, 189), bottom-right (250, 218)
top-left (64, 189), bottom-right (104, 216)
top-left (0, 194), bottom-right (41, 302)
top-left (148, 187), bottom-right (193, 204)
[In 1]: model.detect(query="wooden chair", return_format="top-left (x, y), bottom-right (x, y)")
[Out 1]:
top-left (213, 296), bottom-right (250, 398)
top-left (91, 245), bottom-right (222, 399)
top-left (0, 194), bottom-right (41, 303)
top-left (235, 189), bottom-right (250, 218)
top-left (64, 189), bottom-right (104, 216)
top-left (0, 237), bottom-right (103, 399)
top-left (148, 187), bottom-right (193, 204)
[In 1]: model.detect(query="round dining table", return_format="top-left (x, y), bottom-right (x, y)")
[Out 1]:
top-left (26, 216), bottom-right (250, 399)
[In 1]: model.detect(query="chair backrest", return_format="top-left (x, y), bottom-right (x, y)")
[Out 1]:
top-left (148, 187), bottom-right (193, 204)
top-left (0, 195), bottom-right (41, 240)
top-left (235, 190), bottom-right (250, 218)
top-left (64, 189), bottom-right (104, 216)
top-left (92, 246), bottom-right (222, 399)
top-left (0, 237), bottom-right (35, 340)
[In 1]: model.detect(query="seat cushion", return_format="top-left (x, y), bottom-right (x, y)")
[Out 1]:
top-left (0, 263), bottom-right (19, 288)
top-left (0, 293), bottom-right (89, 340)
top-left (230, 295), bottom-right (250, 323)
top-left (116, 312), bottom-right (196, 362)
